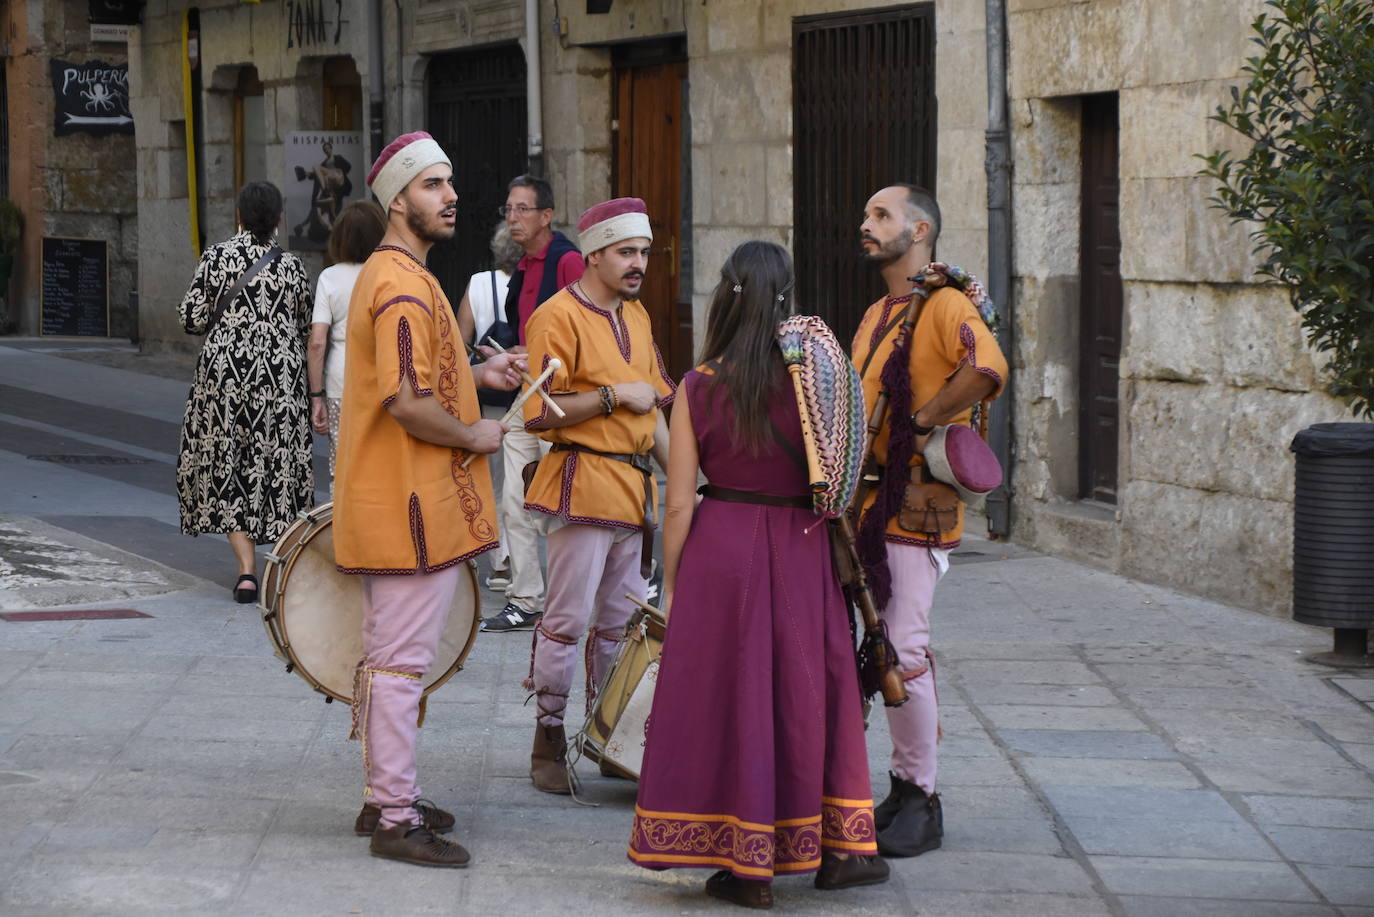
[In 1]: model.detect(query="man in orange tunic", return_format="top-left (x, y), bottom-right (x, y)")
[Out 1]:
top-left (851, 184), bottom-right (1008, 858)
top-left (520, 197), bottom-right (675, 793)
top-left (333, 131), bottom-right (523, 867)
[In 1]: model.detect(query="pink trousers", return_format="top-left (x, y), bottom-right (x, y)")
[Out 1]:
top-left (880, 542), bottom-right (945, 793)
top-left (528, 524), bottom-right (645, 726)
top-left (355, 566), bottom-right (461, 829)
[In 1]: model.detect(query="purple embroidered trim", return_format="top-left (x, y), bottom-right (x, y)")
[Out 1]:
top-left (884, 531), bottom-right (961, 550)
top-left (383, 316), bottom-right (434, 408)
top-left (376, 245), bottom-right (434, 277)
top-left (868, 295), bottom-right (909, 354)
top-left (567, 283), bottom-right (632, 363)
top-left (652, 342), bottom-right (678, 406)
top-left (958, 322), bottom-right (1003, 388)
top-left (409, 493), bottom-right (428, 568)
top-left (336, 541), bottom-right (498, 576)
top-left (375, 294), bottom-right (433, 320)
top-left (527, 352), bottom-right (556, 428)
top-left (524, 501), bottom-right (643, 532)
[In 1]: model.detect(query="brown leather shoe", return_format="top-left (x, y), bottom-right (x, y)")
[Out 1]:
top-left (369, 821), bottom-right (470, 868)
top-left (814, 851), bottom-right (890, 890)
top-left (530, 724), bottom-right (571, 794)
top-left (354, 799), bottom-right (455, 836)
top-left (705, 870), bottom-right (773, 909)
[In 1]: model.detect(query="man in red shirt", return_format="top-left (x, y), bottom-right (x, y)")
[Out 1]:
top-left (480, 175), bottom-right (586, 633)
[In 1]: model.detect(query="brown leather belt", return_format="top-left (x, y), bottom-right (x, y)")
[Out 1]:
top-left (698, 484), bottom-right (812, 509)
top-left (551, 443), bottom-right (655, 578)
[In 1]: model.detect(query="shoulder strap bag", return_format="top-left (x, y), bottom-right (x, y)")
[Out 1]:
top-left (204, 246), bottom-right (281, 337)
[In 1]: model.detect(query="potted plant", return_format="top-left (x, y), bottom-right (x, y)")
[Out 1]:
top-left (0, 197), bottom-right (21, 297)
top-left (1199, 0), bottom-right (1374, 664)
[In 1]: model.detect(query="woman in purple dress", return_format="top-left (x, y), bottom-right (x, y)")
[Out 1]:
top-left (628, 242), bottom-right (888, 909)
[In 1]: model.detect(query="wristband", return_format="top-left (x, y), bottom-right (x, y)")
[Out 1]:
top-left (309, 390), bottom-right (326, 399)
top-left (910, 415), bottom-right (934, 436)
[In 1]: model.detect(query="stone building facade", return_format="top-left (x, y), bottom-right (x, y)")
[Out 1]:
top-left (122, 0), bottom-right (1357, 615)
top-left (2, 0), bottom-right (139, 337)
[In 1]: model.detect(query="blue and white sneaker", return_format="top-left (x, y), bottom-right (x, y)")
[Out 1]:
top-left (480, 603), bottom-right (541, 632)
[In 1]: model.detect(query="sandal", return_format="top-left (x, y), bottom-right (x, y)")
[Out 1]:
top-left (705, 870), bottom-right (773, 910)
top-left (233, 574), bottom-right (259, 604)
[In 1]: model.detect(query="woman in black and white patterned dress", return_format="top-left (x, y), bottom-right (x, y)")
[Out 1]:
top-left (176, 182), bottom-right (315, 603)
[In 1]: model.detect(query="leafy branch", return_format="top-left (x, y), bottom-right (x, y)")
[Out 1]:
top-left (1199, 0), bottom-right (1374, 416)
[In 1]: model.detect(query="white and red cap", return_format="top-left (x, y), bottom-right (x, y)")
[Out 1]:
top-left (577, 197), bottom-right (652, 253)
top-left (366, 131), bottom-right (451, 211)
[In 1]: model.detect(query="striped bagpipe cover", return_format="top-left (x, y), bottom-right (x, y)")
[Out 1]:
top-left (775, 315), bottom-right (867, 518)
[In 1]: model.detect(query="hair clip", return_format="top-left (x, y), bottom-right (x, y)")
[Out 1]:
top-left (732, 284), bottom-right (743, 293)
top-left (776, 293), bottom-right (786, 302)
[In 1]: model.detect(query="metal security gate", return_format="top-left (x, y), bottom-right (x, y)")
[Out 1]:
top-left (426, 45), bottom-right (527, 306)
top-left (793, 5), bottom-right (936, 344)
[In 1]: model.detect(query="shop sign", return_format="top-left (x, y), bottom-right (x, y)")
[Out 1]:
top-left (50, 59), bottom-right (133, 136)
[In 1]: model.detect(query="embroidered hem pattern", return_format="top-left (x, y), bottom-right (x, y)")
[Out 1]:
top-left (627, 798), bottom-right (877, 878)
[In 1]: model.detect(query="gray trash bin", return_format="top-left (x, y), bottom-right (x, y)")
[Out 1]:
top-left (1290, 423), bottom-right (1374, 665)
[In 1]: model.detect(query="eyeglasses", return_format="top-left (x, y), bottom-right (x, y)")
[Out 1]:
top-left (498, 204), bottom-right (544, 218)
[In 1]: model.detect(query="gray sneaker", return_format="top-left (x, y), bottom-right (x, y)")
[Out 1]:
top-left (481, 603), bottom-right (542, 632)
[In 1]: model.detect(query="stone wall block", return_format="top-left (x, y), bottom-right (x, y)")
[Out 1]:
top-left (938, 229), bottom-right (988, 285)
top-left (1116, 479), bottom-right (1205, 580)
top-left (706, 3), bottom-right (761, 53)
top-left (1143, 0), bottom-right (1266, 86)
top-left (1182, 178), bottom-right (1262, 283)
top-left (1121, 282), bottom-right (1220, 384)
top-left (765, 143), bottom-right (792, 229)
top-left (64, 168), bottom-right (138, 215)
top-left (1011, 96), bottom-right (1081, 187)
top-left (121, 218), bottom-right (139, 263)
top-left (1219, 387), bottom-right (1357, 502)
top-left (1009, 1), bottom-right (1124, 98)
top-left (1120, 82), bottom-right (1223, 180)
top-left (691, 54), bottom-right (788, 145)
top-left (1012, 182), bottom-right (1079, 279)
top-left (1126, 379), bottom-right (1233, 491)
top-left (936, 127), bottom-right (989, 233)
top-left (693, 227), bottom-right (777, 298)
top-left (1217, 285), bottom-right (1316, 391)
top-left (690, 144), bottom-right (713, 226)
top-left (1118, 177), bottom-right (1186, 281)
top-left (934, 29), bottom-right (989, 122)
top-left (936, 0), bottom-right (987, 32)
top-left (1016, 274), bottom-right (1080, 370)
top-left (43, 170), bottom-right (64, 211)
top-left (708, 145), bottom-right (768, 227)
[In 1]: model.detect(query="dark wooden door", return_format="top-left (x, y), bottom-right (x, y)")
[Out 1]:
top-left (793, 5), bottom-right (936, 345)
top-left (613, 58), bottom-right (690, 383)
top-left (426, 46), bottom-right (527, 306)
top-left (1079, 93), bottom-right (1122, 504)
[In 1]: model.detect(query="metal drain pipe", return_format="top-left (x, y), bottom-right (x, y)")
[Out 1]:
top-left (984, 0), bottom-right (1014, 537)
top-left (524, 0), bottom-right (545, 176)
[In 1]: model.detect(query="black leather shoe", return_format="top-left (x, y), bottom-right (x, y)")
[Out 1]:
top-left (704, 870), bottom-right (772, 909)
top-left (876, 777), bottom-right (942, 858)
top-left (874, 771), bottom-right (904, 832)
top-left (814, 851), bottom-right (890, 889)
top-left (233, 574), bottom-right (258, 604)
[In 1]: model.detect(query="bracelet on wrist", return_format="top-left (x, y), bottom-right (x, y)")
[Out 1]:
top-left (598, 385), bottom-right (615, 416)
top-left (309, 390), bottom-right (326, 399)
top-left (910, 415), bottom-right (934, 436)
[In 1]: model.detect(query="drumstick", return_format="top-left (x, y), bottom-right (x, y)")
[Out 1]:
top-left (624, 593), bottom-right (659, 614)
top-left (460, 359), bottom-right (562, 468)
top-left (486, 337), bottom-right (566, 418)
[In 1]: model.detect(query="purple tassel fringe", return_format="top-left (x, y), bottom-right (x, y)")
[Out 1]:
top-left (856, 329), bottom-right (917, 609)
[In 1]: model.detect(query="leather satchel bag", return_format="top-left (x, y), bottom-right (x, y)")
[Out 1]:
top-left (898, 467), bottom-right (959, 535)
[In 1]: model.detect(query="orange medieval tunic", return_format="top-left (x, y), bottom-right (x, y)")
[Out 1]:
top-left (522, 285), bottom-right (676, 529)
top-left (850, 286), bottom-right (1008, 548)
top-left (333, 245), bottom-right (499, 573)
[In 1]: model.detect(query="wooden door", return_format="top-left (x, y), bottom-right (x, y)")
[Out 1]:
top-left (613, 59), bottom-right (690, 383)
top-left (1079, 93), bottom-right (1122, 504)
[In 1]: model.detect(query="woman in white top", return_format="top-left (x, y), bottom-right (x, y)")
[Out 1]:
top-left (457, 222), bottom-right (524, 349)
top-left (307, 199), bottom-right (386, 484)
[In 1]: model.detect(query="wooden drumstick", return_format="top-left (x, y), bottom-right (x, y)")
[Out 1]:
top-left (486, 336), bottom-right (566, 418)
top-left (625, 593), bottom-right (660, 614)
top-left (460, 358), bottom-right (562, 469)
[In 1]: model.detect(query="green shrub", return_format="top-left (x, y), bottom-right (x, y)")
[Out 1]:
top-left (1199, 0), bottom-right (1374, 417)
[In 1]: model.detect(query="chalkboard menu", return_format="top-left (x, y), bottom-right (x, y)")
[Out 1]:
top-left (41, 237), bottom-right (109, 337)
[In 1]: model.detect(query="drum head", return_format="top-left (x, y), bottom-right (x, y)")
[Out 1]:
top-left (266, 504), bottom-right (478, 702)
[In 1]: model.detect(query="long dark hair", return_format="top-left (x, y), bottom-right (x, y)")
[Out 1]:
top-left (697, 240), bottom-right (795, 451)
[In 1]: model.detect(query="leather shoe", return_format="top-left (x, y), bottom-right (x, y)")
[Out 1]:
top-left (354, 799), bottom-right (455, 836)
top-left (369, 820), bottom-right (470, 868)
top-left (876, 776), bottom-right (942, 858)
top-left (874, 771), bottom-right (904, 832)
top-left (704, 870), bottom-right (772, 909)
top-left (530, 724), bottom-right (572, 794)
top-left (814, 851), bottom-right (890, 889)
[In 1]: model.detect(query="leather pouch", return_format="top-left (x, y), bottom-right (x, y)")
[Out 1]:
top-left (522, 459), bottom-right (539, 496)
top-left (898, 473), bottom-right (959, 534)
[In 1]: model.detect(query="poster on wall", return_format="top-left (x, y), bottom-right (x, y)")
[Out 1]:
top-left (50, 59), bottom-right (133, 136)
top-left (284, 131), bottom-right (365, 251)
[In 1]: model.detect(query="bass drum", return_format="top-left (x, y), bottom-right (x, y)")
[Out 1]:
top-left (260, 502), bottom-right (479, 703)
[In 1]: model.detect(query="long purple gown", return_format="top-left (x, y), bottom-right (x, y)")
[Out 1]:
top-left (628, 366), bottom-right (878, 880)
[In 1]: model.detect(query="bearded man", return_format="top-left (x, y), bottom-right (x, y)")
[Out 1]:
top-left (333, 131), bottom-right (524, 866)
top-left (518, 197), bottom-right (675, 794)
top-left (851, 184), bottom-right (1008, 857)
